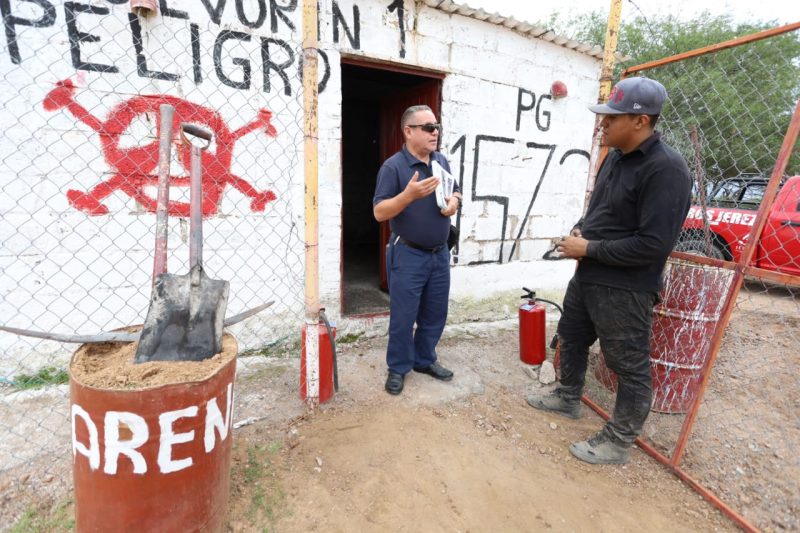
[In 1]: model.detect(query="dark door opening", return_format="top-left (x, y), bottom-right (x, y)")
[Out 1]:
top-left (341, 61), bottom-right (443, 316)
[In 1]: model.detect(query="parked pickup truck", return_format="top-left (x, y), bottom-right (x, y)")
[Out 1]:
top-left (677, 175), bottom-right (800, 276)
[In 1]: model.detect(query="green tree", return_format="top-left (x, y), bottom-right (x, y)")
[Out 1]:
top-left (553, 12), bottom-right (800, 183)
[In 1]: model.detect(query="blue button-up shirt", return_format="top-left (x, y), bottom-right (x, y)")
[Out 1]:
top-left (373, 145), bottom-right (459, 248)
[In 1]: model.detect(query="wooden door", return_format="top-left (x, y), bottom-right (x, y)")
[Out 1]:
top-left (377, 80), bottom-right (442, 290)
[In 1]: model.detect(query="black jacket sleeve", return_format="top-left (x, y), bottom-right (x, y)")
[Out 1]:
top-left (585, 161), bottom-right (691, 266)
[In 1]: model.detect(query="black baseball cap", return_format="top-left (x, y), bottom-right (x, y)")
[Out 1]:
top-left (588, 77), bottom-right (667, 115)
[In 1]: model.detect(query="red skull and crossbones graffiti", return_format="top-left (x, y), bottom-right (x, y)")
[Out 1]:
top-left (43, 79), bottom-right (277, 217)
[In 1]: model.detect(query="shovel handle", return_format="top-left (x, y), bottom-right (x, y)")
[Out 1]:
top-left (181, 122), bottom-right (213, 269)
top-left (153, 104), bottom-right (174, 283)
top-left (189, 144), bottom-right (203, 269)
top-left (180, 123), bottom-right (212, 145)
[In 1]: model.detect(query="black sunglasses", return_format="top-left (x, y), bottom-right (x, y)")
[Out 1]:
top-left (407, 123), bottom-right (441, 133)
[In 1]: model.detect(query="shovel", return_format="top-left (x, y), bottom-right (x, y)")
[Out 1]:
top-left (2, 105), bottom-right (272, 347)
top-left (134, 119), bottom-right (230, 363)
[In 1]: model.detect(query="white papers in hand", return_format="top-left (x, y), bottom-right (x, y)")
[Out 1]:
top-left (432, 160), bottom-right (454, 210)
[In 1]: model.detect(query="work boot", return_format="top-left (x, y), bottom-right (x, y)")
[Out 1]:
top-left (569, 431), bottom-right (631, 465)
top-left (526, 388), bottom-right (581, 420)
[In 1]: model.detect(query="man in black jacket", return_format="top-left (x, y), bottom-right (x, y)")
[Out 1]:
top-left (527, 77), bottom-right (691, 464)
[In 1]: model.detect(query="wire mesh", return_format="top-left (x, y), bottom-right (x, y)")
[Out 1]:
top-left (583, 26), bottom-right (800, 531)
top-left (1, 4), bottom-right (305, 524)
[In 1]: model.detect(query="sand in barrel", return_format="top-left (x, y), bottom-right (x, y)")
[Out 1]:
top-left (70, 331), bottom-right (237, 389)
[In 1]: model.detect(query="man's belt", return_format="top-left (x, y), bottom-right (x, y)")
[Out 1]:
top-left (394, 235), bottom-right (445, 253)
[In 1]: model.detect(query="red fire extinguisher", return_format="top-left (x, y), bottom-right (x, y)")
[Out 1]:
top-left (300, 309), bottom-right (338, 404)
top-left (519, 287), bottom-right (562, 366)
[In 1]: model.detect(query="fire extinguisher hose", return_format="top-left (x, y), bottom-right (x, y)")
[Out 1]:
top-left (533, 298), bottom-right (563, 315)
top-left (318, 309), bottom-right (338, 392)
top-left (521, 287), bottom-right (564, 315)
top-left (534, 299), bottom-right (563, 349)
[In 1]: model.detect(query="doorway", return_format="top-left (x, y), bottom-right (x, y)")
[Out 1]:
top-left (340, 60), bottom-right (443, 316)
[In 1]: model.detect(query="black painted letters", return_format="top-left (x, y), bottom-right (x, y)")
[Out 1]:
top-left (65, 2), bottom-right (117, 73)
top-left (236, 0), bottom-right (266, 29)
top-left (0, 0), bottom-right (56, 64)
top-left (332, 1), bottom-right (360, 49)
top-left (199, 0), bottom-right (227, 24)
top-left (129, 13), bottom-right (179, 80)
top-left (270, 0), bottom-right (297, 33)
top-left (516, 88), bottom-right (535, 131)
top-left (159, 0), bottom-right (188, 19)
top-left (214, 30), bottom-right (252, 90)
top-left (261, 37), bottom-right (294, 95)
top-left (536, 93), bottom-right (551, 132)
top-left (517, 88), bottom-right (553, 132)
top-left (387, 0), bottom-right (405, 58)
top-left (191, 23), bottom-right (202, 84)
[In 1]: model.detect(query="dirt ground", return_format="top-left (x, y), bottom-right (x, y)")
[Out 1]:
top-left (224, 327), bottom-right (734, 533)
top-left (678, 285), bottom-right (800, 532)
top-left (2, 283), bottom-right (794, 531)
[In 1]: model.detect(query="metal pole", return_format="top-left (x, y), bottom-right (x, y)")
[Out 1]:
top-left (153, 104), bottom-right (174, 284)
top-left (623, 21), bottom-right (800, 75)
top-left (671, 98), bottom-right (800, 465)
top-left (581, 395), bottom-right (759, 532)
top-left (302, 0), bottom-right (320, 406)
top-left (737, 98), bottom-right (800, 268)
top-left (583, 0), bottom-right (623, 213)
top-left (189, 144), bottom-right (203, 270)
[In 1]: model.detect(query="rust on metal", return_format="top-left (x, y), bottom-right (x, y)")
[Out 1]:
top-left (0, 325), bottom-right (139, 344)
top-left (70, 340), bottom-right (237, 532)
top-left (580, 395), bottom-right (759, 533)
top-left (584, 0), bottom-right (623, 214)
top-left (341, 55), bottom-right (447, 79)
top-left (738, 98), bottom-right (800, 267)
top-left (741, 265), bottom-right (800, 287)
top-left (0, 303), bottom-right (273, 345)
top-left (670, 251), bottom-right (736, 269)
top-left (302, 0), bottom-right (321, 405)
top-left (623, 22), bottom-right (800, 75)
top-left (130, 0), bottom-right (157, 15)
top-left (152, 104), bottom-right (173, 285)
top-left (671, 98), bottom-right (800, 463)
top-left (689, 126), bottom-right (714, 255)
top-left (671, 268), bottom-right (744, 464)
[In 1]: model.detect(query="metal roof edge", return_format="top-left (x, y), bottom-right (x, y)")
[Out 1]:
top-left (423, 0), bottom-right (607, 60)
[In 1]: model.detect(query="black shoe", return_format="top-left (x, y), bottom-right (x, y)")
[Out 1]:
top-left (413, 362), bottom-right (454, 381)
top-left (385, 371), bottom-right (404, 395)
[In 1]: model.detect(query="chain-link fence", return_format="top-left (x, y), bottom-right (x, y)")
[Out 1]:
top-left (1, 3), bottom-right (306, 524)
top-left (582, 24), bottom-right (800, 532)
top-left (2, 4), bottom-right (799, 531)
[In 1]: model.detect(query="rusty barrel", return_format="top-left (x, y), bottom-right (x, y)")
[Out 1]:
top-left (594, 260), bottom-right (734, 413)
top-left (69, 334), bottom-right (237, 532)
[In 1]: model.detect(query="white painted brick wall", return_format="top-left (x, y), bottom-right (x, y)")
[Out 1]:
top-left (1, 0), bottom-right (599, 371)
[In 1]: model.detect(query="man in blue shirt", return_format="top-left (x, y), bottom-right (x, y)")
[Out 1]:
top-left (373, 105), bottom-right (462, 395)
top-left (527, 77), bottom-right (691, 464)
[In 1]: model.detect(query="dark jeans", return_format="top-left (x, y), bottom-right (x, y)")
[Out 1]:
top-left (385, 238), bottom-right (450, 375)
top-left (557, 278), bottom-right (657, 445)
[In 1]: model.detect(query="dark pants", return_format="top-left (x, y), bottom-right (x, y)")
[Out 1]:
top-left (385, 238), bottom-right (450, 375)
top-left (557, 278), bottom-right (657, 445)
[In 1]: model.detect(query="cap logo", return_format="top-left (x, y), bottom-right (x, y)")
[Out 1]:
top-left (610, 86), bottom-right (625, 103)
top-left (633, 103), bottom-right (642, 110)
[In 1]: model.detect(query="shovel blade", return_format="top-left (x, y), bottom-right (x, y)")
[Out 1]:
top-left (135, 266), bottom-right (229, 363)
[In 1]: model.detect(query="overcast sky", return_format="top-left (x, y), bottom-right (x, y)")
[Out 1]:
top-left (463, 0), bottom-right (800, 30)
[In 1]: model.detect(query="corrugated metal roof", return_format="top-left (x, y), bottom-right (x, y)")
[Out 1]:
top-left (423, 0), bottom-right (606, 59)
